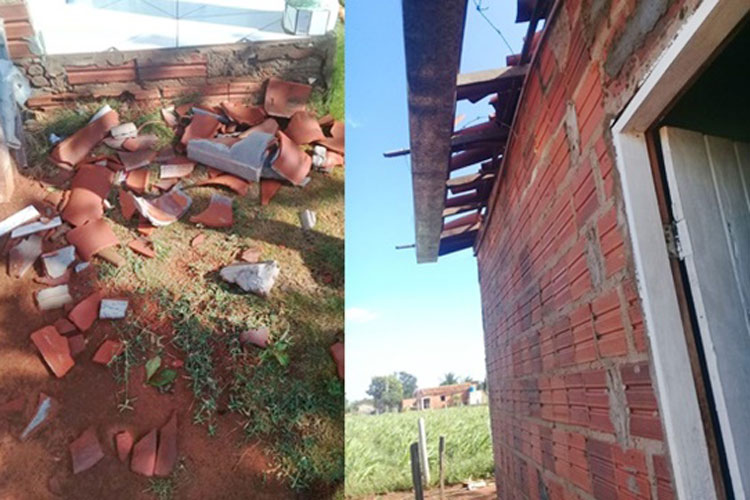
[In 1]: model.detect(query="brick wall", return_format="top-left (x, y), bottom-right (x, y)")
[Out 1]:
top-left (476, 0), bottom-right (704, 498)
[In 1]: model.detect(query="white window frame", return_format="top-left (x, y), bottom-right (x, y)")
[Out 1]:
top-left (611, 1), bottom-right (749, 498)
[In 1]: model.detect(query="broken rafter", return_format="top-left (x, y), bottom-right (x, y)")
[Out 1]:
top-left (443, 201), bottom-right (483, 218)
top-left (447, 172), bottom-right (496, 194)
top-left (450, 147), bottom-right (500, 171)
top-left (456, 65), bottom-right (528, 102)
top-left (438, 230), bottom-right (478, 256)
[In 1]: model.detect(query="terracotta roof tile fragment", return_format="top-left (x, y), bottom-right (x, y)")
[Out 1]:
top-left (122, 135), bottom-right (159, 152)
top-left (330, 342), bottom-right (344, 379)
top-left (239, 327), bottom-right (269, 348)
top-left (8, 234), bottom-right (42, 278)
top-left (68, 291), bottom-right (103, 332)
top-left (260, 179), bottom-right (282, 205)
top-left (68, 334), bottom-right (86, 357)
top-left (118, 149), bottom-right (157, 171)
top-left (221, 101), bottom-right (266, 126)
top-left (133, 188), bottom-right (192, 227)
top-left (160, 163), bottom-right (195, 179)
top-left (65, 219), bottom-right (119, 261)
top-left (195, 174), bottom-right (250, 196)
top-left (285, 111), bottom-right (326, 145)
top-left (154, 412), bottom-right (178, 477)
top-left (31, 325), bottom-right (75, 378)
top-left (119, 190), bottom-right (137, 220)
top-left (181, 113), bottom-right (221, 146)
top-left (191, 233), bottom-right (206, 247)
top-left (264, 78), bottom-right (312, 118)
top-left (316, 120), bottom-right (344, 154)
top-left (116, 430), bottom-right (134, 463)
top-left (125, 168), bottom-right (150, 194)
top-left (272, 132), bottom-right (311, 186)
top-left (54, 318), bottom-right (77, 335)
top-left (240, 247), bottom-right (261, 263)
top-left (189, 194), bottom-right (233, 228)
top-left (92, 339), bottom-right (123, 365)
top-left (70, 427), bottom-right (105, 474)
top-left (131, 429), bottom-right (157, 476)
top-left (238, 117), bottom-right (279, 138)
top-left (128, 238), bottom-right (156, 258)
top-left (50, 106), bottom-right (119, 167)
top-left (61, 163), bottom-right (114, 226)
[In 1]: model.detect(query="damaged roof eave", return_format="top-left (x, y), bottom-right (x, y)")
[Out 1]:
top-left (402, 0), bottom-right (468, 263)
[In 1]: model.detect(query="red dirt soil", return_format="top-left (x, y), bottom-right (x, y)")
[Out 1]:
top-left (0, 175), bottom-right (294, 499)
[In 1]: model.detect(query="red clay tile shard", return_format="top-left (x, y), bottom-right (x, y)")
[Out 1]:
top-left (110, 122), bottom-right (137, 140)
top-left (195, 174), bottom-right (250, 196)
top-left (239, 117), bottom-right (279, 138)
top-left (272, 132), bottom-right (312, 186)
top-left (126, 168), bottom-right (149, 194)
top-left (92, 339), bottom-right (123, 365)
top-left (70, 427), bottom-right (105, 474)
top-left (264, 78), bottom-right (311, 118)
top-left (160, 163), bottom-right (195, 179)
top-left (20, 393), bottom-right (58, 441)
top-left (68, 334), bottom-right (86, 357)
top-left (31, 325), bottom-right (75, 378)
top-left (54, 318), bottom-right (77, 335)
top-left (330, 342), bottom-right (344, 379)
top-left (128, 238), bottom-right (155, 258)
top-left (119, 190), bottom-right (137, 220)
top-left (61, 163), bottom-right (114, 227)
top-left (119, 149), bottom-right (157, 171)
top-left (122, 135), bottom-right (159, 152)
top-left (131, 429), bottom-right (157, 477)
top-left (239, 326), bottom-right (269, 348)
top-left (134, 189), bottom-right (192, 227)
top-left (137, 217), bottom-right (156, 236)
top-left (161, 108), bottom-right (178, 129)
top-left (260, 179), bottom-right (282, 206)
top-left (65, 219), bottom-right (119, 261)
top-left (36, 284), bottom-right (74, 311)
top-left (191, 233), bottom-right (206, 247)
top-left (8, 233), bottom-right (42, 278)
top-left (50, 106), bottom-right (119, 167)
top-left (68, 291), bottom-right (103, 332)
top-left (153, 178), bottom-right (179, 192)
top-left (181, 113), bottom-right (221, 146)
top-left (285, 111), bottom-right (326, 145)
top-left (240, 247), bottom-right (261, 263)
top-left (154, 412), bottom-right (178, 477)
top-left (116, 430), bottom-right (134, 463)
top-left (189, 194), bottom-right (233, 228)
top-left (220, 101), bottom-right (266, 126)
top-left (317, 120), bottom-right (344, 154)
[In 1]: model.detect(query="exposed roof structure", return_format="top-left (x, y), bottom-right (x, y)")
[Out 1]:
top-left (416, 383), bottom-right (474, 397)
top-left (400, 0), bottom-right (552, 262)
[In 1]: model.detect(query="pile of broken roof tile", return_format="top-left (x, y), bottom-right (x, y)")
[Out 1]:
top-left (0, 76), bottom-right (345, 479)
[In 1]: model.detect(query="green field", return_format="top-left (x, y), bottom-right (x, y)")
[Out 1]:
top-left (345, 406), bottom-right (495, 497)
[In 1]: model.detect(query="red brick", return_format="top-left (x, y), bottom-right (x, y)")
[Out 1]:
top-left (573, 161), bottom-right (598, 228)
top-left (592, 290), bottom-right (627, 358)
top-left (653, 455), bottom-right (675, 500)
top-left (622, 363), bottom-right (663, 440)
top-left (65, 61), bottom-right (137, 85)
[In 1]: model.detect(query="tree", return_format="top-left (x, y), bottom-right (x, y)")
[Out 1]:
top-left (367, 375), bottom-right (403, 413)
top-left (440, 372), bottom-right (459, 386)
top-left (397, 371), bottom-right (418, 397)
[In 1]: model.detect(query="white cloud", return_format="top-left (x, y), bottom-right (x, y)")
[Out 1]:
top-left (346, 117), bottom-right (363, 129)
top-left (346, 307), bottom-right (378, 323)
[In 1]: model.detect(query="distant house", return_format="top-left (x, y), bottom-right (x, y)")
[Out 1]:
top-left (354, 402), bottom-right (375, 415)
top-left (408, 383), bottom-right (485, 410)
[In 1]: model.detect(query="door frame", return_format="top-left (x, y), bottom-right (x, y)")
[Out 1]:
top-left (611, 1), bottom-right (749, 498)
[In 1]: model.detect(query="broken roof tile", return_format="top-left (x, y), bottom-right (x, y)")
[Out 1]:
top-left (41, 245), bottom-right (76, 279)
top-left (187, 132), bottom-right (276, 183)
top-left (181, 113), bottom-right (221, 146)
top-left (61, 163), bottom-right (114, 227)
top-left (122, 135), bottom-right (159, 153)
top-left (67, 334), bottom-right (86, 357)
top-left (0, 205), bottom-right (40, 238)
top-left (125, 168), bottom-right (150, 195)
top-left (133, 188), bottom-right (192, 227)
top-left (68, 291), bottom-right (103, 332)
top-left (92, 339), bottom-right (123, 365)
top-left (11, 216), bottom-right (62, 239)
top-left (240, 247), bottom-right (261, 263)
top-left (110, 122), bottom-right (137, 140)
top-left (54, 318), bottom-right (77, 335)
top-left (65, 219), bottom-right (119, 261)
top-left (128, 239), bottom-right (156, 258)
top-left (116, 430), bottom-right (134, 463)
top-left (70, 427), bottom-right (105, 474)
top-left (264, 78), bottom-right (311, 118)
top-left (272, 132), bottom-right (312, 186)
top-left (20, 393), bottom-right (58, 441)
top-left (285, 111), bottom-right (326, 145)
top-left (316, 120), bottom-right (344, 154)
top-left (260, 179), bottom-right (282, 206)
top-left (161, 108), bottom-right (178, 129)
top-left (189, 194), bottom-right (233, 228)
top-left (36, 285), bottom-right (74, 311)
top-left (160, 163), bottom-right (195, 179)
top-left (330, 342), bottom-right (344, 379)
top-left (195, 174), bottom-right (250, 196)
top-left (118, 149), bottom-right (157, 171)
top-left (131, 429), bottom-right (157, 476)
top-left (137, 217), bottom-right (156, 237)
top-left (153, 178), bottom-right (179, 192)
top-left (154, 412), bottom-right (178, 477)
top-left (8, 234), bottom-right (43, 278)
top-left (238, 117), bottom-right (280, 139)
top-left (50, 106), bottom-right (119, 167)
top-left (239, 326), bottom-right (269, 348)
top-left (220, 102), bottom-right (266, 126)
top-left (119, 190), bottom-right (137, 220)
top-left (99, 299), bottom-right (128, 319)
top-left (31, 325), bottom-right (75, 378)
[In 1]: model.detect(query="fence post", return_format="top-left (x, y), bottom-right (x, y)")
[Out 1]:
top-left (439, 435), bottom-right (445, 499)
top-left (410, 442), bottom-right (424, 500)
top-left (418, 417), bottom-right (430, 485)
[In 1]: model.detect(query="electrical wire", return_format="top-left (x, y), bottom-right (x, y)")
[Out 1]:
top-left (472, 0), bottom-right (514, 54)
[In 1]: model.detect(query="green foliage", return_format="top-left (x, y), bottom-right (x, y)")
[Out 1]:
top-left (145, 355), bottom-right (161, 381)
top-left (366, 375), bottom-right (403, 413)
top-left (345, 406), bottom-right (494, 497)
top-left (397, 372), bottom-right (418, 398)
top-left (440, 372), bottom-right (459, 386)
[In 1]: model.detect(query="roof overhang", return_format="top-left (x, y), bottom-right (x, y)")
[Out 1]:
top-left (402, 0), bottom-right (468, 263)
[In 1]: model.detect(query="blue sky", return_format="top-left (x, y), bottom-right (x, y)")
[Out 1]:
top-left (345, 1), bottom-right (528, 400)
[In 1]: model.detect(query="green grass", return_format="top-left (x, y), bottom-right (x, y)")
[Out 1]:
top-left (345, 406), bottom-right (494, 497)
